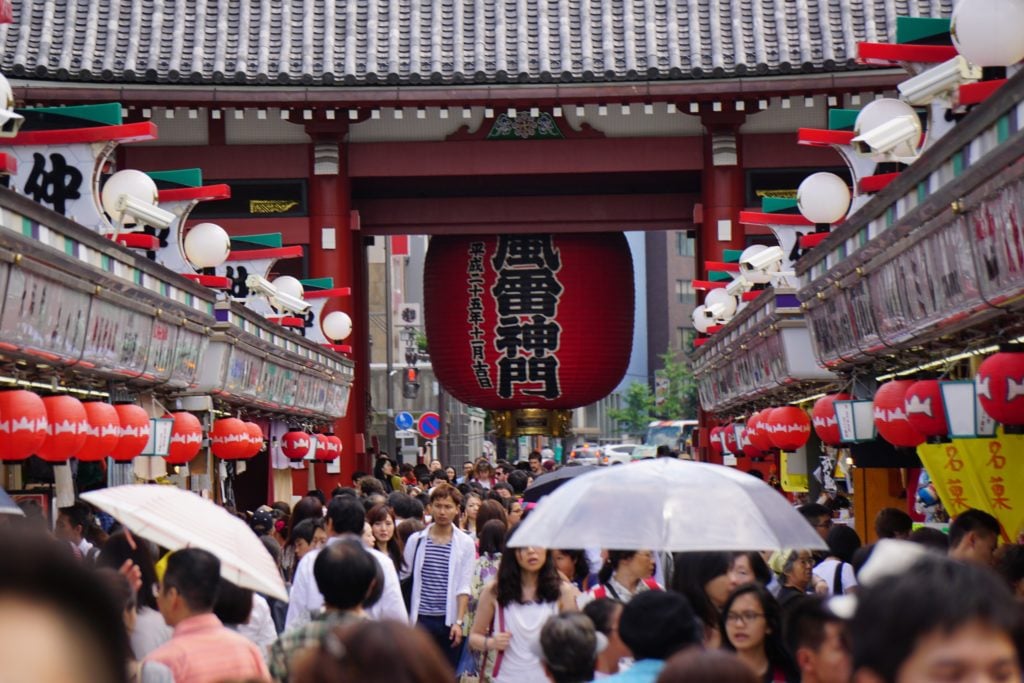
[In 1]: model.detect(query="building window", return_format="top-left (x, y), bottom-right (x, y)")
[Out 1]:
top-left (675, 280), bottom-right (695, 305)
top-left (676, 232), bottom-right (695, 257)
top-left (678, 327), bottom-right (696, 349)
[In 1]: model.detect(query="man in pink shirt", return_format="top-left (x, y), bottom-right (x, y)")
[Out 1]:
top-left (146, 548), bottom-right (269, 683)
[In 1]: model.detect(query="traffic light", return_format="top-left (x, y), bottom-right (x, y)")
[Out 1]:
top-left (402, 367), bottom-right (420, 399)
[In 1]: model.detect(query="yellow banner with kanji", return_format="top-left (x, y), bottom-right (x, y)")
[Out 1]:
top-left (918, 432), bottom-right (1024, 541)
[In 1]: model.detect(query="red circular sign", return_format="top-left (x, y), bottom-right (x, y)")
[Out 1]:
top-left (418, 412), bottom-right (441, 440)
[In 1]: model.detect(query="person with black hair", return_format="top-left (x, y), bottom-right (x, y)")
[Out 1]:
top-left (605, 590), bottom-right (702, 682)
top-left (583, 598), bottom-right (631, 678)
top-left (213, 577), bottom-right (277, 650)
top-left (374, 455), bottom-right (404, 493)
top-left (283, 518), bottom-right (327, 582)
top-left (720, 583), bottom-right (799, 683)
top-left (367, 503), bottom-right (404, 573)
top-left (388, 491), bottom-right (417, 522)
top-left (553, 549), bottom-right (593, 591)
top-left (995, 544), bottom-right (1024, 600)
top-left (797, 504), bottom-right (834, 543)
top-left (55, 500), bottom-right (99, 560)
top-left (493, 481), bottom-right (515, 500)
top-left (469, 543), bottom-right (577, 682)
top-left (671, 552), bottom-right (737, 648)
top-left (657, 649), bottom-right (759, 683)
top-left (907, 525), bottom-right (950, 553)
top-left (147, 548), bottom-right (269, 682)
top-left (539, 612), bottom-right (602, 683)
top-left (528, 450), bottom-right (544, 475)
top-left (582, 550), bottom-right (661, 606)
top-left (783, 597), bottom-right (850, 683)
top-left (305, 489), bottom-right (327, 506)
top-left (97, 530), bottom-right (173, 658)
top-left (96, 569), bottom-right (174, 683)
top-left (508, 469), bottom-right (530, 495)
top-left (0, 531), bottom-right (133, 683)
top-left (268, 538), bottom-right (376, 682)
top-left (873, 507), bottom-right (913, 540)
top-left (949, 508), bottom-right (1001, 567)
top-left (812, 524), bottom-right (862, 596)
top-left (730, 551), bottom-right (773, 588)
top-left (285, 495), bottom-right (407, 630)
top-left (850, 553), bottom-right (1022, 683)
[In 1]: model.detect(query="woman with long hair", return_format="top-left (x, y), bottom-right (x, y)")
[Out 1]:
top-left (366, 503), bottom-right (404, 573)
top-left (97, 531), bottom-right (172, 659)
top-left (553, 550), bottom-right (593, 592)
top-left (460, 492), bottom-right (483, 539)
top-left (373, 455), bottom-right (404, 493)
top-left (720, 583), bottom-right (798, 683)
top-left (582, 550), bottom-right (660, 606)
top-left (469, 540), bottom-right (578, 683)
top-left (476, 499), bottom-right (509, 536)
top-left (456, 519), bottom-right (508, 680)
top-left (671, 551), bottom-right (737, 648)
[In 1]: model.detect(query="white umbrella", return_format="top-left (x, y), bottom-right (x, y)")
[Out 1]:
top-left (509, 458), bottom-right (827, 552)
top-left (82, 485), bottom-right (288, 601)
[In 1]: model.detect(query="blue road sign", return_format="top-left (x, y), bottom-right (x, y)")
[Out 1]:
top-left (395, 411), bottom-right (414, 431)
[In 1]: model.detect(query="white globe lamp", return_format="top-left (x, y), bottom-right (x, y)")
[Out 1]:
top-left (692, 305), bottom-right (712, 334)
top-left (322, 311), bottom-right (353, 341)
top-left (273, 276), bottom-right (305, 300)
top-left (797, 173), bottom-right (851, 225)
top-left (951, 0), bottom-right (1024, 67)
top-left (101, 170), bottom-right (159, 225)
top-left (183, 222), bottom-right (231, 269)
top-left (705, 288), bottom-right (738, 319)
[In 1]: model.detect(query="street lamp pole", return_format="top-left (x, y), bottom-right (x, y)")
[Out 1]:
top-left (384, 235), bottom-right (395, 460)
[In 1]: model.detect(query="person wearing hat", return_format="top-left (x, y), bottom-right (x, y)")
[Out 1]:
top-left (768, 550), bottom-right (816, 608)
top-left (603, 590), bottom-right (702, 682)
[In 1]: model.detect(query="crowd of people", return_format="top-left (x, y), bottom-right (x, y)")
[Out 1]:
top-left (1, 450), bottom-right (1023, 683)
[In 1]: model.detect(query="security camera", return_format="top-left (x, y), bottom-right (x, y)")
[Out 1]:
top-left (0, 73), bottom-right (23, 139)
top-left (740, 245), bottom-right (784, 274)
top-left (703, 302), bottom-right (728, 321)
top-left (898, 56), bottom-right (981, 106)
top-left (851, 115), bottom-right (921, 162)
top-left (245, 274), bottom-right (311, 316)
top-left (724, 276), bottom-right (751, 298)
top-left (114, 194), bottom-right (176, 230)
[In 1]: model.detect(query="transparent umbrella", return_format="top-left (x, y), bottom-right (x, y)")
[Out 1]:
top-left (509, 458), bottom-right (827, 552)
top-left (83, 484), bottom-right (288, 601)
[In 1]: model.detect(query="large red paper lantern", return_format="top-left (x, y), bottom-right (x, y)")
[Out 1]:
top-left (812, 393), bottom-right (851, 447)
top-left (243, 422), bottom-right (264, 459)
top-left (740, 425), bottom-right (763, 458)
top-left (424, 233), bottom-right (634, 410)
top-left (314, 434), bottom-right (341, 463)
top-left (76, 402), bottom-right (121, 462)
top-left (874, 380), bottom-right (925, 448)
top-left (281, 431), bottom-right (312, 461)
top-left (165, 412), bottom-right (203, 465)
top-left (765, 406), bottom-right (812, 451)
top-left (708, 426), bottom-right (725, 456)
top-left (904, 380), bottom-right (948, 438)
top-left (111, 404), bottom-right (151, 462)
top-left (746, 411), bottom-right (775, 452)
top-left (722, 424), bottom-right (739, 454)
top-left (210, 418), bottom-right (250, 460)
top-left (36, 395), bottom-right (89, 462)
top-left (0, 390), bottom-right (48, 461)
top-left (976, 351), bottom-right (1024, 425)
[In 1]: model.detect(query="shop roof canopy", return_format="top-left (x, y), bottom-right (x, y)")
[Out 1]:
top-left (1, 0), bottom-right (947, 88)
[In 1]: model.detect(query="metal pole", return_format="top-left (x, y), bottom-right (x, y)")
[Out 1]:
top-left (384, 236), bottom-right (395, 459)
top-left (438, 384), bottom-right (448, 465)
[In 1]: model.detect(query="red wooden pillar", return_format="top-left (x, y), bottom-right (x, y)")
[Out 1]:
top-left (696, 113), bottom-right (747, 463)
top-left (297, 122), bottom-right (368, 493)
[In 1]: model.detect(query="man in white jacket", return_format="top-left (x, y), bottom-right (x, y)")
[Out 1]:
top-left (401, 483), bottom-right (475, 668)
top-left (285, 495), bottom-right (407, 630)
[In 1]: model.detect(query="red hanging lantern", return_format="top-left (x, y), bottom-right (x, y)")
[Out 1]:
top-left (165, 412), bottom-right (203, 465)
top-left (36, 395), bottom-right (89, 462)
top-left (329, 434), bottom-right (343, 458)
top-left (708, 426), bottom-right (725, 456)
top-left (740, 424), bottom-right (763, 458)
top-left (0, 390), bottom-right (48, 461)
top-left (812, 393), bottom-right (851, 447)
top-left (904, 380), bottom-right (948, 439)
top-left (111, 404), bottom-right (151, 462)
top-left (746, 411), bottom-right (775, 452)
top-left (243, 422), bottom-right (264, 459)
top-left (210, 418), bottom-right (250, 460)
top-left (423, 233), bottom-right (634, 410)
top-left (873, 380), bottom-right (925, 448)
top-left (976, 350), bottom-right (1024, 426)
top-left (281, 430), bottom-right (312, 461)
top-left (722, 424), bottom-right (739, 454)
top-left (76, 402), bottom-right (121, 462)
top-left (765, 406), bottom-right (812, 451)
top-left (314, 433), bottom-right (340, 463)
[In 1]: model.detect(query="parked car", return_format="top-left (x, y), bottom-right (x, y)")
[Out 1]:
top-left (567, 445), bottom-right (604, 466)
top-left (601, 444), bottom-right (637, 465)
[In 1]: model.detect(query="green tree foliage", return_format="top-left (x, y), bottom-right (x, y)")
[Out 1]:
top-left (655, 350), bottom-right (699, 419)
top-left (608, 381), bottom-right (655, 437)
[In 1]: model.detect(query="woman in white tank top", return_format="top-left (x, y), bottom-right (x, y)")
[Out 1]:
top-left (468, 544), bottom-right (578, 683)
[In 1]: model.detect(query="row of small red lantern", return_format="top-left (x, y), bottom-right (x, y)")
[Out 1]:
top-left (716, 350), bottom-right (1023, 454)
top-left (0, 389), bottom-right (345, 465)
top-left (280, 430), bottom-right (342, 463)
